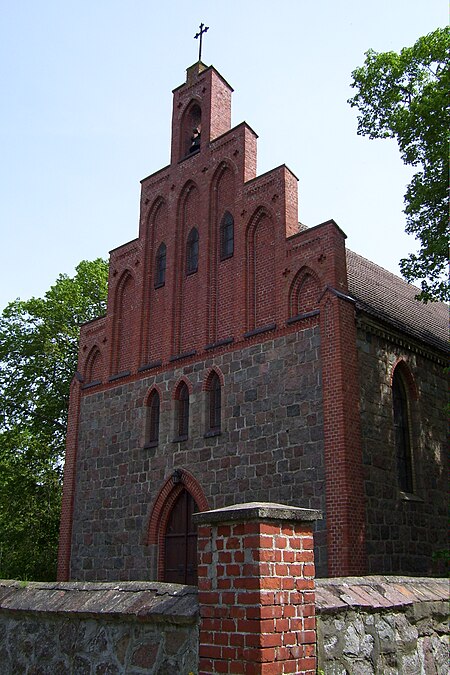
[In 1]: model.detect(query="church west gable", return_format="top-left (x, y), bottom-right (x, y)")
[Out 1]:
top-left (77, 62), bottom-right (306, 377)
top-left (58, 61), bottom-right (448, 584)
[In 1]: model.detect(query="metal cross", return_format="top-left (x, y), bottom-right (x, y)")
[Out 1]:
top-left (194, 23), bottom-right (209, 62)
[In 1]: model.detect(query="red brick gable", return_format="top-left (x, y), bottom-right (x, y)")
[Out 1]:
top-left (77, 64), bottom-right (312, 382)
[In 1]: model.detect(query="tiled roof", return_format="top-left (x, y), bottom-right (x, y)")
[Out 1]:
top-left (346, 250), bottom-right (448, 353)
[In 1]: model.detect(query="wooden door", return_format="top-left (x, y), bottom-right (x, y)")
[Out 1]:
top-left (164, 489), bottom-right (198, 585)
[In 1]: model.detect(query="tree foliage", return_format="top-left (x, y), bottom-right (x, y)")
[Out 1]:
top-left (0, 259), bottom-right (108, 580)
top-left (348, 27), bottom-right (449, 302)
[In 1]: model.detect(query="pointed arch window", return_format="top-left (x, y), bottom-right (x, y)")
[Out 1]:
top-left (155, 243), bottom-right (167, 288)
top-left (145, 390), bottom-right (160, 447)
top-left (208, 372), bottom-right (222, 434)
top-left (176, 382), bottom-right (190, 440)
top-left (220, 211), bottom-right (234, 260)
top-left (186, 228), bottom-right (199, 275)
top-left (392, 369), bottom-right (414, 493)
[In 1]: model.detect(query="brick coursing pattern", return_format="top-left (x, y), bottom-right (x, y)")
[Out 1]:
top-left (195, 512), bottom-right (318, 674)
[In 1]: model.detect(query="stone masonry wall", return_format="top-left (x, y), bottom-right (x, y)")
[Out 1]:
top-left (0, 580), bottom-right (198, 675)
top-left (356, 322), bottom-right (448, 576)
top-left (0, 577), bottom-right (447, 674)
top-left (71, 325), bottom-right (327, 581)
top-left (316, 576), bottom-right (449, 675)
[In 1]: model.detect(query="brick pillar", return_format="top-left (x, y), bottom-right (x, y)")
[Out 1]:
top-left (320, 291), bottom-right (366, 576)
top-left (57, 374), bottom-right (82, 581)
top-left (193, 502), bottom-right (322, 675)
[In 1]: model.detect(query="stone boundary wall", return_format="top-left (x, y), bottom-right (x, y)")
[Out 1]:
top-left (0, 580), bottom-right (198, 674)
top-left (0, 577), bottom-right (448, 674)
top-left (316, 576), bottom-right (448, 674)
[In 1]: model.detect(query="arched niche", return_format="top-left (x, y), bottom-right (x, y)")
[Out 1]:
top-left (84, 345), bottom-right (104, 384)
top-left (289, 267), bottom-right (321, 317)
top-left (180, 101), bottom-right (202, 159)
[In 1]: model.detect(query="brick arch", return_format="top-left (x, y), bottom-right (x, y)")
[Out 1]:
top-left (203, 366), bottom-right (225, 390)
top-left (144, 196), bottom-right (167, 283)
top-left (246, 206), bottom-right (276, 330)
top-left (177, 180), bottom-right (200, 225)
top-left (207, 162), bottom-right (237, 343)
top-left (146, 197), bottom-right (168, 260)
top-left (112, 269), bottom-right (137, 374)
top-left (210, 159), bottom-right (237, 193)
top-left (83, 345), bottom-right (104, 384)
top-left (113, 268), bottom-right (136, 308)
top-left (390, 358), bottom-right (419, 400)
top-left (390, 358), bottom-right (418, 495)
top-left (141, 197), bottom-right (168, 366)
top-left (172, 181), bottom-right (201, 355)
top-left (288, 266), bottom-right (322, 316)
top-left (143, 384), bottom-right (163, 407)
top-left (146, 196), bottom-right (166, 231)
top-left (147, 469), bottom-right (209, 580)
top-left (142, 386), bottom-right (162, 448)
top-left (173, 376), bottom-right (194, 398)
top-left (246, 205), bottom-right (275, 236)
top-left (209, 161), bottom-right (237, 257)
top-left (176, 181), bottom-right (200, 261)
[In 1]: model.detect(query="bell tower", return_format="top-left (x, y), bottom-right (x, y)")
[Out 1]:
top-left (170, 62), bottom-right (233, 164)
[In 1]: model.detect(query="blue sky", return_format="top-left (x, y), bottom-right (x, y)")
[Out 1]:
top-left (0, 0), bottom-right (446, 310)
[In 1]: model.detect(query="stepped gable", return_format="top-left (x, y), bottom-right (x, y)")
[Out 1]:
top-left (346, 249), bottom-right (448, 353)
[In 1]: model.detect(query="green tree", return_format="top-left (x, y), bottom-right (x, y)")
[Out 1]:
top-left (348, 27), bottom-right (449, 302)
top-left (0, 258), bottom-right (108, 580)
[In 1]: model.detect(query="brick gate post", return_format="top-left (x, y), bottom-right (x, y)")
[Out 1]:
top-left (193, 502), bottom-right (322, 674)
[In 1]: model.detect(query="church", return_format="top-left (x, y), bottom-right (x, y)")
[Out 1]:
top-left (57, 61), bottom-right (448, 584)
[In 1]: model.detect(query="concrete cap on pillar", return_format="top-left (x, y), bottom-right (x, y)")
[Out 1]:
top-left (192, 501), bottom-right (322, 525)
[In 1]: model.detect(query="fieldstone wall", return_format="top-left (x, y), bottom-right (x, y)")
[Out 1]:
top-left (356, 322), bottom-right (448, 576)
top-left (0, 577), bottom-right (447, 674)
top-left (71, 325), bottom-right (327, 581)
top-left (316, 576), bottom-right (449, 674)
top-left (0, 580), bottom-right (198, 674)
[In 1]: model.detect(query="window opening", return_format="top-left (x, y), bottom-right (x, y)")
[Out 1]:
top-left (182, 103), bottom-right (201, 158)
top-left (155, 243), bottom-right (167, 288)
top-left (220, 211), bottom-right (234, 260)
top-left (189, 127), bottom-right (201, 153)
top-left (208, 373), bottom-right (221, 432)
top-left (177, 382), bottom-right (189, 439)
top-left (186, 228), bottom-right (199, 275)
top-left (392, 370), bottom-right (413, 493)
top-left (146, 390), bottom-right (160, 446)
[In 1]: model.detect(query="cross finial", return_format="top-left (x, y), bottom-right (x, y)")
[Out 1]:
top-left (194, 23), bottom-right (209, 62)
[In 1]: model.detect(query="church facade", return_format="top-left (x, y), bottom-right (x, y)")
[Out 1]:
top-left (58, 63), bottom-right (448, 583)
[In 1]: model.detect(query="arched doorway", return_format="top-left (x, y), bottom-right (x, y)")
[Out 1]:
top-left (147, 469), bottom-right (209, 583)
top-left (164, 488), bottom-right (199, 585)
